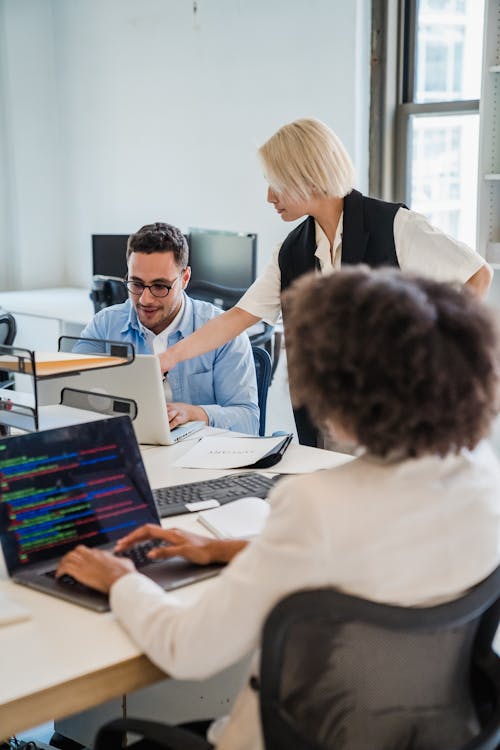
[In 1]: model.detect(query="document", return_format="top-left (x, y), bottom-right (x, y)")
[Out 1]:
top-left (174, 435), bottom-right (289, 470)
top-left (198, 497), bottom-right (270, 538)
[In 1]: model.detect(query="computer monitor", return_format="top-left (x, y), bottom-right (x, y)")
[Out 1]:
top-left (92, 229), bottom-right (257, 291)
top-left (92, 235), bottom-right (129, 278)
top-left (188, 228), bottom-right (257, 290)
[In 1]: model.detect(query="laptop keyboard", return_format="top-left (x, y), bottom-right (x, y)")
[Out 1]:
top-left (45, 569), bottom-right (95, 593)
top-left (45, 540), bottom-right (168, 589)
top-left (116, 539), bottom-right (168, 566)
top-left (153, 472), bottom-right (281, 518)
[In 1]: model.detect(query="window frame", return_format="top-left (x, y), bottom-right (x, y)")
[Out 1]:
top-left (370, 0), bottom-right (480, 204)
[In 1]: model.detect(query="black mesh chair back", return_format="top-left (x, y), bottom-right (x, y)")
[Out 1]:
top-left (188, 280), bottom-right (245, 310)
top-left (0, 312), bottom-right (16, 346)
top-left (90, 275), bottom-right (128, 313)
top-left (259, 568), bottom-right (500, 750)
top-left (0, 313), bottom-right (17, 392)
top-left (252, 346), bottom-right (272, 436)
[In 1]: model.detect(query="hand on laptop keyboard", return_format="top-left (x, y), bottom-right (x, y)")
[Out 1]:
top-left (114, 524), bottom-right (246, 566)
top-left (115, 538), bottom-right (171, 567)
top-left (56, 544), bottom-right (135, 594)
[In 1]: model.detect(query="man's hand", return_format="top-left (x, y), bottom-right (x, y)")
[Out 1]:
top-left (167, 402), bottom-right (208, 429)
top-left (114, 524), bottom-right (247, 565)
top-left (56, 545), bottom-right (135, 593)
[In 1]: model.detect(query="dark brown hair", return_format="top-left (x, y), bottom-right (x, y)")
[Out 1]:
top-left (126, 222), bottom-right (188, 268)
top-left (284, 267), bottom-right (499, 458)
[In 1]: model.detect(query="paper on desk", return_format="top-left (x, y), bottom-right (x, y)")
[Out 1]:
top-left (198, 497), bottom-right (270, 539)
top-left (174, 435), bottom-right (286, 469)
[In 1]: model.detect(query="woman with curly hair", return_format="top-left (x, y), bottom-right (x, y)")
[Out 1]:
top-left (58, 268), bottom-right (500, 750)
top-left (158, 118), bottom-right (492, 446)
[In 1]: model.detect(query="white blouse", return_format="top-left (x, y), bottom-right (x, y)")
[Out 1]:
top-left (111, 441), bottom-right (500, 750)
top-left (237, 207), bottom-right (486, 325)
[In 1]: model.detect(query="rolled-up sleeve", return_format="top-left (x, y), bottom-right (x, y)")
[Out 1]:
top-left (394, 208), bottom-right (485, 283)
top-left (236, 245), bottom-right (283, 326)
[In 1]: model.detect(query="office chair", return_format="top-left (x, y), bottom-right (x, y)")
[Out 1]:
top-left (90, 275), bottom-right (128, 313)
top-left (252, 345), bottom-right (272, 436)
top-left (0, 311), bottom-right (16, 346)
top-left (258, 572), bottom-right (500, 750)
top-left (0, 312), bottom-right (16, 392)
top-left (94, 565), bottom-right (500, 750)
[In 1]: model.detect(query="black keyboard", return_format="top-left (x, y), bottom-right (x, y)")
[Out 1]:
top-left (152, 472), bottom-right (281, 518)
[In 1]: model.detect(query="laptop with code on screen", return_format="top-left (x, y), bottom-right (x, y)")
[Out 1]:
top-left (0, 416), bottom-right (222, 612)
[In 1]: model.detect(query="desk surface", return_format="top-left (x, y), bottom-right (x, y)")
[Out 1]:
top-left (0, 436), bottom-right (347, 739)
top-left (0, 287), bottom-right (93, 326)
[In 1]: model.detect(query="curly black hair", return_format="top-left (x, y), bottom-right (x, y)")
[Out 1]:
top-left (126, 222), bottom-right (188, 269)
top-left (283, 267), bottom-right (500, 458)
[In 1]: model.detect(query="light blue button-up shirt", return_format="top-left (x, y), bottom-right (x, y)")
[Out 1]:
top-left (77, 294), bottom-right (259, 434)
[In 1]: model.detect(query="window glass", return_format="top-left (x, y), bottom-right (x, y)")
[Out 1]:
top-left (408, 112), bottom-right (479, 246)
top-left (415, 0), bottom-right (484, 103)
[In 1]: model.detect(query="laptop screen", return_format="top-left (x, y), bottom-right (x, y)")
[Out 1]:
top-left (0, 417), bottom-right (159, 573)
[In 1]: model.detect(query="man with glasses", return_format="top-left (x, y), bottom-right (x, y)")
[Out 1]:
top-left (77, 222), bottom-right (259, 434)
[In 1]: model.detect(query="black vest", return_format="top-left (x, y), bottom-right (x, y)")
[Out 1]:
top-left (279, 189), bottom-right (405, 447)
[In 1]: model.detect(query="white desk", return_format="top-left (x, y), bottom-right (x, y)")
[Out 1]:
top-left (0, 437), bottom-right (346, 740)
top-left (0, 288), bottom-right (93, 350)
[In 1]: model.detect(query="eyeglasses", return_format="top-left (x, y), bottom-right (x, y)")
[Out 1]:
top-left (125, 274), bottom-right (182, 298)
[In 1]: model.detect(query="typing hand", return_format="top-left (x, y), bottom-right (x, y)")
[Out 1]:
top-left (167, 402), bottom-right (208, 429)
top-left (56, 545), bottom-right (134, 593)
top-left (114, 525), bottom-right (242, 566)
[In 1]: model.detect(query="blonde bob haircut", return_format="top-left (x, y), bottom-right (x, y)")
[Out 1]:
top-left (258, 118), bottom-right (356, 201)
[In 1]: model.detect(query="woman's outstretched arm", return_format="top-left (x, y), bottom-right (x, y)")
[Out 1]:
top-left (158, 306), bottom-right (261, 372)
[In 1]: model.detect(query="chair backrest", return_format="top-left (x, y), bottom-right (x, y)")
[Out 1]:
top-left (252, 345), bottom-right (272, 436)
top-left (188, 280), bottom-right (245, 311)
top-left (0, 312), bottom-right (16, 346)
top-left (259, 567), bottom-right (500, 750)
top-left (90, 275), bottom-right (128, 313)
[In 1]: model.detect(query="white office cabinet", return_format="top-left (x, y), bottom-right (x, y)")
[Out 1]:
top-left (478, 0), bottom-right (500, 261)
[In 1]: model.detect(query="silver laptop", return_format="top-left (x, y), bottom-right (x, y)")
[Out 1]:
top-left (37, 354), bottom-right (204, 445)
top-left (0, 417), bottom-right (222, 612)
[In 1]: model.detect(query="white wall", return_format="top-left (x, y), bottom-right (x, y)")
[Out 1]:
top-left (0, 0), bottom-right (371, 290)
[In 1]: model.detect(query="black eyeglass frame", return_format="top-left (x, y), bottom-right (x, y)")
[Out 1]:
top-left (124, 273), bottom-right (183, 298)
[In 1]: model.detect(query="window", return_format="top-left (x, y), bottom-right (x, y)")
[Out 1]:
top-left (393, 0), bottom-right (484, 246)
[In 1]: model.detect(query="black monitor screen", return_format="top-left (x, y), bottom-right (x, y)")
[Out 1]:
top-left (92, 235), bottom-right (129, 278)
top-left (188, 229), bottom-right (257, 290)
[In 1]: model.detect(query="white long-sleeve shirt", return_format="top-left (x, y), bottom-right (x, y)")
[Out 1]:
top-left (111, 441), bottom-right (500, 750)
top-left (237, 208), bottom-right (486, 325)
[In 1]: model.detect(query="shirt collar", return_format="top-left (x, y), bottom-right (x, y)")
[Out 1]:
top-left (120, 294), bottom-right (190, 340)
top-left (314, 213), bottom-right (344, 269)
